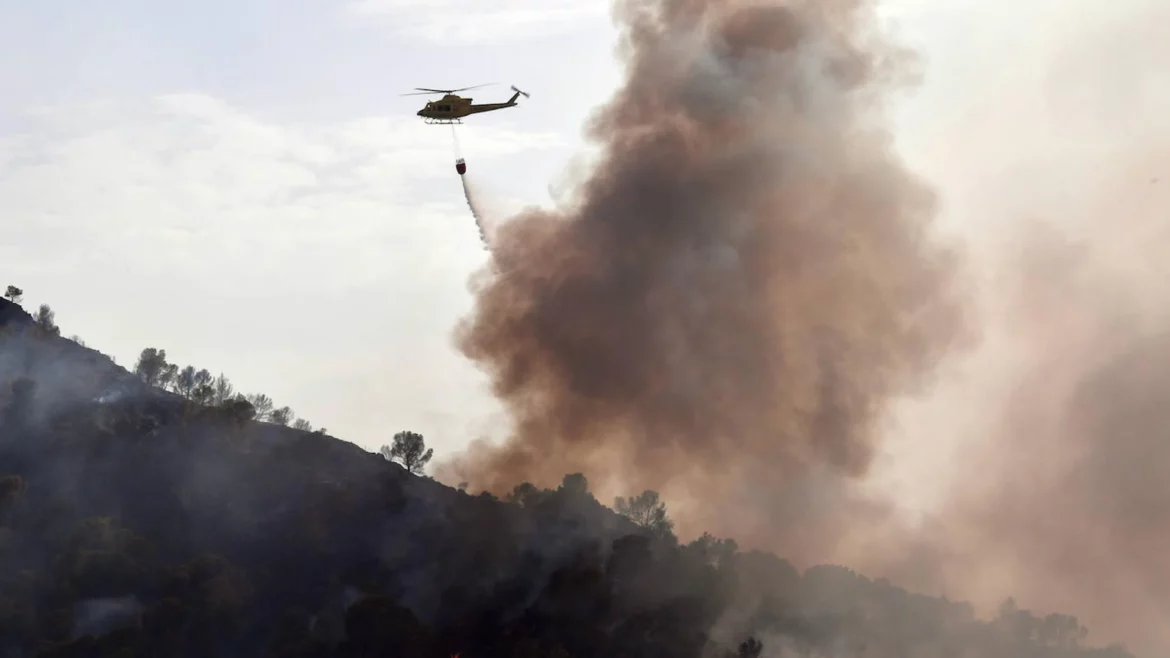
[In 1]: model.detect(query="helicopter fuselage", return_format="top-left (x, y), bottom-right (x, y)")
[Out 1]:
top-left (416, 91), bottom-right (523, 124)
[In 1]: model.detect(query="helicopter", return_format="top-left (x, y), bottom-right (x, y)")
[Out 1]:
top-left (404, 84), bottom-right (530, 125)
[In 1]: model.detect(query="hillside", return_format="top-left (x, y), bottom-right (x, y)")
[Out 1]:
top-left (0, 296), bottom-right (1138, 658)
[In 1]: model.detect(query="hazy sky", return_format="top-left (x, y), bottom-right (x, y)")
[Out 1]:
top-left (0, 0), bottom-right (1140, 462)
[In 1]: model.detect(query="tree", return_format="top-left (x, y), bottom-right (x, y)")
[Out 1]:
top-left (270, 406), bottom-right (293, 426)
top-left (160, 363), bottom-right (178, 390)
top-left (505, 482), bottom-right (544, 507)
top-left (3, 285), bottom-right (22, 304)
top-left (223, 398), bottom-right (255, 424)
top-left (212, 374), bottom-right (234, 405)
top-left (134, 348), bottom-right (170, 387)
top-left (192, 369), bottom-right (214, 405)
top-left (292, 418), bottom-right (312, 432)
top-left (379, 431), bottom-right (433, 475)
top-left (614, 490), bottom-right (675, 539)
top-left (34, 304), bottom-right (59, 335)
top-left (193, 368), bottom-right (212, 390)
top-left (175, 366), bottom-right (197, 398)
top-left (687, 532), bottom-right (738, 570)
top-left (245, 394), bottom-right (274, 421)
top-left (559, 473), bottom-right (589, 497)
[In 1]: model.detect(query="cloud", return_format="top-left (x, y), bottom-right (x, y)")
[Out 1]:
top-left (342, 0), bottom-right (607, 43)
top-left (0, 92), bottom-right (564, 280)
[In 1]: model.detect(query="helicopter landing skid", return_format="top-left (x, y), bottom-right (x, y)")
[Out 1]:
top-left (424, 117), bottom-right (463, 125)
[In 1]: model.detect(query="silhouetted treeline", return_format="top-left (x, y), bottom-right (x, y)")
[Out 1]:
top-left (0, 293), bottom-right (1140, 658)
top-left (2, 285), bottom-right (314, 430)
top-left (132, 347), bottom-right (313, 430)
top-left (4, 285), bottom-right (60, 338)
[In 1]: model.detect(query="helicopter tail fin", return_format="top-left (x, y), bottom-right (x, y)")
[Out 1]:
top-left (508, 86), bottom-right (530, 104)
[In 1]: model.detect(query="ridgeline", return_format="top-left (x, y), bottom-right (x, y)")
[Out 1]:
top-left (0, 294), bottom-right (1136, 657)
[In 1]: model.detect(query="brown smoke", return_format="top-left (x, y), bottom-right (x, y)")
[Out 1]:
top-left (936, 151), bottom-right (1170, 651)
top-left (898, 201), bottom-right (1170, 655)
top-left (436, 0), bottom-right (971, 564)
top-left (855, 3), bottom-right (1170, 651)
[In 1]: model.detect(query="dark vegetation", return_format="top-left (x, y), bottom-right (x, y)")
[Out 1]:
top-left (0, 288), bottom-right (1139, 657)
top-left (131, 348), bottom-right (312, 431)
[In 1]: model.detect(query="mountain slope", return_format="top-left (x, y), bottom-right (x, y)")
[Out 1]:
top-left (0, 297), bottom-right (1136, 658)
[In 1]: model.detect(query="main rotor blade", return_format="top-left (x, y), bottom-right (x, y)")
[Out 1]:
top-left (400, 83), bottom-right (497, 97)
top-left (404, 83), bottom-right (496, 94)
top-left (447, 83), bottom-right (496, 93)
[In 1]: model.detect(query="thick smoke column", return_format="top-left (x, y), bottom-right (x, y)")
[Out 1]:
top-left (437, 0), bottom-right (969, 560)
top-left (834, 2), bottom-right (1170, 651)
top-left (899, 104), bottom-right (1170, 658)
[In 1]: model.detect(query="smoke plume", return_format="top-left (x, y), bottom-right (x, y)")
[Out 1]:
top-left (841, 3), bottom-right (1170, 652)
top-left (436, 0), bottom-right (971, 563)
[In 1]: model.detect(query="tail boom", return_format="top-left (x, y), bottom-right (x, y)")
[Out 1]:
top-left (459, 85), bottom-right (530, 116)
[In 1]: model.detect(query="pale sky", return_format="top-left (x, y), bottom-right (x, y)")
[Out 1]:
top-left (0, 0), bottom-right (1148, 465)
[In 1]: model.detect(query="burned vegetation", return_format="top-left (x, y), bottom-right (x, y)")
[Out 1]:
top-left (0, 295), bottom-right (1135, 657)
